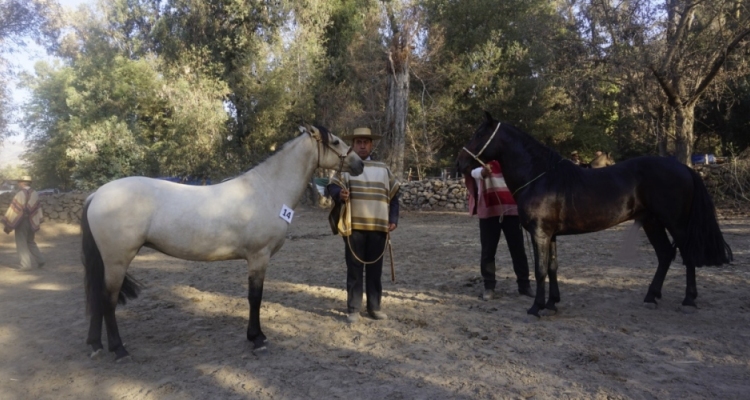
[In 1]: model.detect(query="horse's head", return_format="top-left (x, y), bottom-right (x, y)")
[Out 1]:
top-left (456, 111), bottom-right (502, 174)
top-left (299, 124), bottom-right (364, 176)
top-left (589, 152), bottom-right (616, 168)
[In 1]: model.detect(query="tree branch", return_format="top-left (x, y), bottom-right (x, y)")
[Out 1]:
top-left (690, 23), bottom-right (750, 105)
top-left (650, 65), bottom-right (679, 106)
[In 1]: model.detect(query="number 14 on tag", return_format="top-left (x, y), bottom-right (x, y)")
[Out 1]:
top-left (279, 204), bottom-right (294, 223)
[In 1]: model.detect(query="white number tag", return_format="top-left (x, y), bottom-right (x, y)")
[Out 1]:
top-left (279, 204), bottom-right (294, 223)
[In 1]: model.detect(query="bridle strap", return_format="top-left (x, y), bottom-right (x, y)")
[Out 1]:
top-left (462, 121), bottom-right (501, 168)
top-left (308, 131), bottom-right (352, 181)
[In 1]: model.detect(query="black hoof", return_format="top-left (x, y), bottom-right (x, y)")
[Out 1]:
top-left (518, 286), bottom-right (535, 298)
top-left (252, 336), bottom-right (268, 350)
top-left (527, 304), bottom-right (542, 318)
top-left (113, 346), bottom-right (130, 362)
top-left (539, 308), bottom-right (557, 317)
top-left (90, 348), bottom-right (103, 360)
top-left (643, 301), bottom-right (658, 310)
top-left (681, 297), bottom-right (697, 308)
top-left (542, 303), bottom-right (558, 316)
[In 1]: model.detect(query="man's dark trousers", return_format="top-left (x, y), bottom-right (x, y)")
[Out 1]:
top-left (479, 215), bottom-right (529, 290)
top-left (344, 229), bottom-right (387, 313)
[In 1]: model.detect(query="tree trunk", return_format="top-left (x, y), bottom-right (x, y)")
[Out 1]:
top-left (385, 64), bottom-right (408, 179)
top-left (383, 3), bottom-right (410, 180)
top-left (673, 104), bottom-right (695, 165)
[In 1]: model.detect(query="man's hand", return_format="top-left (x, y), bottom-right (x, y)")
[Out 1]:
top-left (388, 223), bottom-right (397, 232)
top-left (481, 166), bottom-right (491, 178)
top-left (3, 226), bottom-right (11, 234)
top-left (340, 188), bottom-right (350, 202)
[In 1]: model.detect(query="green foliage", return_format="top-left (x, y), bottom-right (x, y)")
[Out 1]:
top-left (0, 164), bottom-right (28, 182)
top-left (11, 0), bottom-right (750, 189)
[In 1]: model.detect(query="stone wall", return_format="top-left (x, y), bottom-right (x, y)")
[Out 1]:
top-left (2, 164), bottom-right (742, 226)
top-left (0, 191), bottom-right (90, 225)
top-left (398, 178), bottom-right (468, 211)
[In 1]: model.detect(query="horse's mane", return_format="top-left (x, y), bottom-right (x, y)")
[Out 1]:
top-left (497, 122), bottom-right (586, 202)
top-left (241, 124), bottom-right (332, 174)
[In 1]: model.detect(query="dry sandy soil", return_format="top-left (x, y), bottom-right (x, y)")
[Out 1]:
top-left (1, 207), bottom-right (749, 399)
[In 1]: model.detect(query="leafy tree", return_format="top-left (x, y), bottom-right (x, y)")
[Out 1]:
top-left (0, 0), bottom-right (61, 142)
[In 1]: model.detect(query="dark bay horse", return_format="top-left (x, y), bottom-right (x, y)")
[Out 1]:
top-left (456, 112), bottom-right (732, 317)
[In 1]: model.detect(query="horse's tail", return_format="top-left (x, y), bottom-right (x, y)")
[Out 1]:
top-left (81, 196), bottom-right (141, 316)
top-left (681, 167), bottom-right (733, 267)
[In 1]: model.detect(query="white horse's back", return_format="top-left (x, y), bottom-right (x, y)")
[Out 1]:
top-left (89, 175), bottom-right (286, 261)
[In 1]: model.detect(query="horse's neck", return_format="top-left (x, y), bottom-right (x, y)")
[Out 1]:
top-left (244, 136), bottom-right (317, 209)
top-left (498, 133), bottom-right (555, 193)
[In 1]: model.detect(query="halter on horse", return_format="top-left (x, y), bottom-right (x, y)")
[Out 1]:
top-left (457, 112), bottom-right (732, 317)
top-left (81, 125), bottom-right (364, 361)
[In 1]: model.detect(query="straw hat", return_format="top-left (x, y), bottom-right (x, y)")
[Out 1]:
top-left (17, 176), bottom-right (33, 183)
top-left (341, 127), bottom-right (382, 141)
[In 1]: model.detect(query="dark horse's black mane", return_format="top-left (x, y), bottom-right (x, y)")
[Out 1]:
top-left (488, 121), bottom-right (587, 198)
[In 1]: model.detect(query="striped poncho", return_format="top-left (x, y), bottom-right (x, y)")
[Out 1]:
top-left (3, 188), bottom-right (44, 232)
top-left (330, 160), bottom-right (400, 232)
top-left (464, 160), bottom-right (518, 219)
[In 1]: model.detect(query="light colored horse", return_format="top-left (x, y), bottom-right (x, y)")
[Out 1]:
top-left (81, 125), bottom-right (364, 361)
top-left (588, 152), bottom-right (615, 168)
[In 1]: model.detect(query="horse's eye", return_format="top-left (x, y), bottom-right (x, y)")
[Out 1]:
top-left (332, 140), bottom-right (340, 145)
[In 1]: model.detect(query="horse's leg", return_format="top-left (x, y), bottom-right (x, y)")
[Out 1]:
top-left (103, 296), bottom-right (130, 361)
top-left (247, 252), bottom-right (270, 351)
top-left (102, 265), bottom-right (131, 361)
top-left (642, 218), bottom-right (675, 307)
top-left (528, 232), bottom-right (551, 317)
top-left (670, 227), bottom-right (699, 308)
top-left (682, 263), bottom-right (698, 308)
top-left (544, 236), bottom-right (560, 313)
top-left (86, 303), bottom-right (105, 358)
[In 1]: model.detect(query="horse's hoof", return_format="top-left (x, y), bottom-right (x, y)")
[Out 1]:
top-left (115, 354), bottom-right (132, 363)
top-left (540, 306), bottom-right (558, 317)
top-left (679, 305), bottom-right (698, 314)
top-left (113, 346), bottom-right (130, 362)
top-left (682, 297), bottom-right (697, 307)
top-left (252, 336), bottom-right (268, 354)
top-left (526, 305), bottom-right (541, 318)
top-left (90, 348), bottom-right (103, 360)
top-left (252, 344), bottom-right (268, 355)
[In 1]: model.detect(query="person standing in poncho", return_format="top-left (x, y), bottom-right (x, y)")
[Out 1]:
top-left (2, 176), bottom-right (45, 270)
top-left (327, 127), bottom-right (400, 323)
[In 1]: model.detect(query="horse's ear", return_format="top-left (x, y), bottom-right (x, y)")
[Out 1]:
top-left (298, 125), bottom-right (309, 135)
top-left (484, 111), bottom-right (494, 122)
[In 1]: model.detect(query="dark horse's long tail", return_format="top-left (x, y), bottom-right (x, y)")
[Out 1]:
top-left (81, 197), bottom-right (141, 316)
top-left (681, 168), bottom-right (733, 266)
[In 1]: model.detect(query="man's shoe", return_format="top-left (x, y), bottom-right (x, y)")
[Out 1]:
top-left (481, 289), bottom-right (497, 301)
top-left (367, 310), bottom-right (388, 320)
top-left (346, 312), bottom-right (360, 323)
top-left (518, 285), bottom-right (535, 297)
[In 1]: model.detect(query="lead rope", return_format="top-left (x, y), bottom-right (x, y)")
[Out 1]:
top-left (346, 232), bottom-right (390, 265)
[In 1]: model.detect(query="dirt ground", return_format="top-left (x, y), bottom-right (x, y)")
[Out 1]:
top-left (1, 207), bottom-right (749, 400)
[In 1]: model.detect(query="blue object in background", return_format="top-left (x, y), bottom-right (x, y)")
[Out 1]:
top-left (691, 154), bottom-right (716, 164)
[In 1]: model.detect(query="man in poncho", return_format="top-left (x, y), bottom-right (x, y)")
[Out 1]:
top-left (2, 176), bottom-right (45, 270)
top-left (327, 127), bottom-right (400, 323)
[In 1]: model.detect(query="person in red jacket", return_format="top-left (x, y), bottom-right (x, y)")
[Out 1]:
top-left (465, 161), bottom-right (533, 300)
